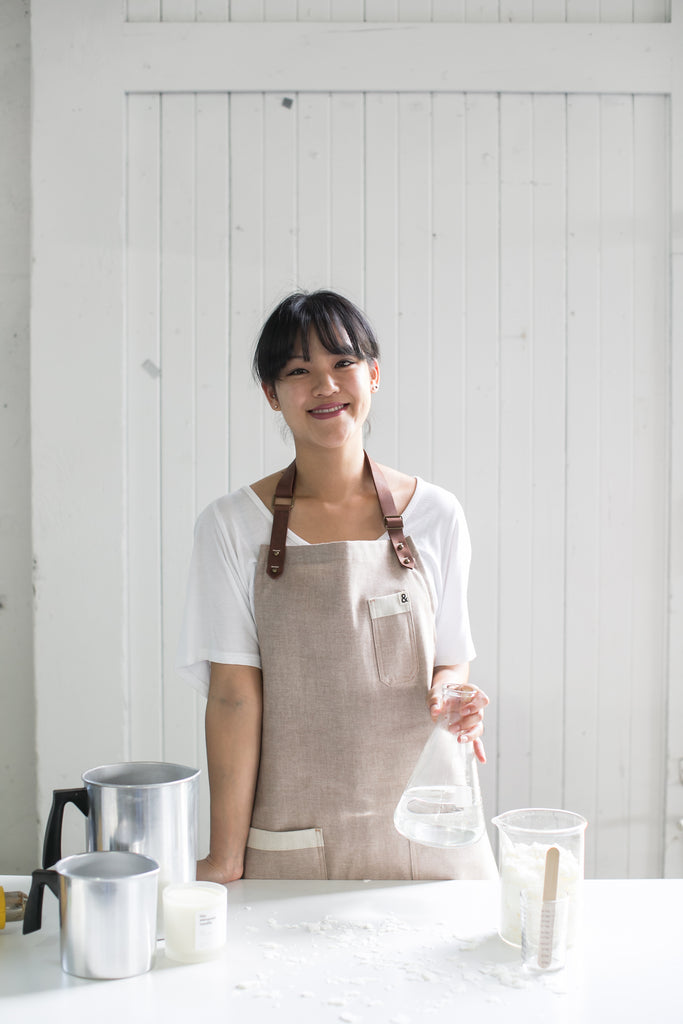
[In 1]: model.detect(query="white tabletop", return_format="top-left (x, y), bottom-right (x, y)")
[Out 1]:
top-left (1, 875), bottom-right (680, 1023)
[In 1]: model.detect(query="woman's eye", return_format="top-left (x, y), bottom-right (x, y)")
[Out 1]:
top-left (336, 358), bottom-right (355, 368)
top-left (285, 367), bottom-right (307, 376)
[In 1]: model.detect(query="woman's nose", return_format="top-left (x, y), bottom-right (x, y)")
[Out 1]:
top-left (311, 368), bottom-right (339, 394)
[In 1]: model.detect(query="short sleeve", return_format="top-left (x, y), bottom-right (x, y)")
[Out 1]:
top-left (433, 503), bottom-right (476, 666)
top-left (404, 480), bottom-right (476, 667)
top-left (175, 498), bottom-right (262, 699)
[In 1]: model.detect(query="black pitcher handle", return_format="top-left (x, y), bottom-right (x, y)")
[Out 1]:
top-left (23, 869), bottom-right (61, 934)
top-left (42, 787), bottom-right (90, 868)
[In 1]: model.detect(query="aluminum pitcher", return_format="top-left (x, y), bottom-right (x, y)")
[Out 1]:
top-left (42, 761), bottom-right (199, 936)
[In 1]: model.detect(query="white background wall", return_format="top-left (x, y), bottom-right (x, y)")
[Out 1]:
top-left (2, 1), bottom-right (681, 878)
top-left (0, 0), bottom-right (36, 873)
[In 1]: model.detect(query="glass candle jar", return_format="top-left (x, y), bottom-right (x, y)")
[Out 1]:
top-left (163, 881), bottom-right (228, 963)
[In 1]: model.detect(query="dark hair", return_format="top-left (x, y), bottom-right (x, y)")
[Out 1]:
top-left (252, 290), bottom-right (380, 387)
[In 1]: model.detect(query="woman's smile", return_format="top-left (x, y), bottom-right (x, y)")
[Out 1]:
top-left (308, 402), bottom-right (349, 419)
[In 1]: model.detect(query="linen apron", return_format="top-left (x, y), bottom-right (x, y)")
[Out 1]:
top-left (243, 455), bottom-right (497, 881)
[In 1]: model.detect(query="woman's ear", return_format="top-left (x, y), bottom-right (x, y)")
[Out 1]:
top-left (262, 382), bottom-right (279, 410)
top-left (369, 359), bottom-right (380, 392)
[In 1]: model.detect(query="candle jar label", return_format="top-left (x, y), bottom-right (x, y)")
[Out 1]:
top-left (197, 908), bottom-right (223, 950)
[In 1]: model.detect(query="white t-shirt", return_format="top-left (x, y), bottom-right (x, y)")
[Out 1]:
top-left (176, 477), bottom-right (476, 698)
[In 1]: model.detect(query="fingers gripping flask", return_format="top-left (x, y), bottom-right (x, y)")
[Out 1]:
top-left (394, 685), bottom-right (485, 848)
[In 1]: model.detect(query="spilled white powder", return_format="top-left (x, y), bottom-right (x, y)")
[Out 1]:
top-left (232, 906), bottom-right (570, 1011)
top-left (478, 962), bottom-right (531, 989)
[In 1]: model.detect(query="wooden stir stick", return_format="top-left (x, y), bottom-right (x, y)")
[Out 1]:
top-left (538, 845), bottom-right (560, 968)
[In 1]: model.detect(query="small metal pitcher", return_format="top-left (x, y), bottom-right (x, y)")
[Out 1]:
top-left (23, 851), bottom-right (159, 979)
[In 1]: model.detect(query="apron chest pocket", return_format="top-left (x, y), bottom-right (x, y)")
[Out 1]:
top-left (368, 591), bottom-right (418, 686)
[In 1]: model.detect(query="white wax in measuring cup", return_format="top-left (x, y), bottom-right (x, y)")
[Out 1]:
top-left (163, 882), bottom-right (228, 963)
top-left (500, 841), bottom-right (581, 947)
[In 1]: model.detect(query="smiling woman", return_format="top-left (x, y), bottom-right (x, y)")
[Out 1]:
top-left (176, 290), bottom-right (497, 883)
top-left (261, 339), bottom-right (379, 462)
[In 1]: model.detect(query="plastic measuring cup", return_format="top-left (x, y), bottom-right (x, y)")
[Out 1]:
top-left (491, 808), bottom-right (587, 947)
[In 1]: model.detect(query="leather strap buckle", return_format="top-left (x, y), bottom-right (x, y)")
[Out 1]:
top-left (267, 461), bottom-right (297, 578)
top-left (272, 496), bottom-right (294, 511)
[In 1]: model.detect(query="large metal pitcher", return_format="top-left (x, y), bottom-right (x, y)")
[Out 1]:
top-left (42, 761), bottom-right (199, 936)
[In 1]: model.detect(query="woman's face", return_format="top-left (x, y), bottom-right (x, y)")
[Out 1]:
top-left (262, 330), bottom-right (379, 452)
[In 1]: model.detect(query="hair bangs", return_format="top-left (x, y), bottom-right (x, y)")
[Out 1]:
top-left (253, 290), bottom-right (380, 386)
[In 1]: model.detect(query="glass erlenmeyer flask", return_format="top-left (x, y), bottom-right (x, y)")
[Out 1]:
top-left (393, 684), bottom-right (485, 847)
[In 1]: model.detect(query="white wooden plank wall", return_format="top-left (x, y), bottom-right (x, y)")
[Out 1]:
top-left (125, 82), bottom-right (670, 877)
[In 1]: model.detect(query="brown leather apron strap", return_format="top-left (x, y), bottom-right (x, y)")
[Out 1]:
top-left (364, 453), bottom-right (416, 570)
top-left (266, 459), bottom-right (296, 578)
top-left (266, 451), bottom-right (414, 578)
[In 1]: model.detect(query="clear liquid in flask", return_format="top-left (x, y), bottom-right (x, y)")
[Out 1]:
top-left (393, 784), bottom-right (485, 847)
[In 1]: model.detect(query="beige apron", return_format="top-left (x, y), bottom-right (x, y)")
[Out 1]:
top-left (243, 455), bottom-right (497, 880)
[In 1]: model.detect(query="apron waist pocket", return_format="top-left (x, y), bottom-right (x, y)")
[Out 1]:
top-left (244, 827), bottom-right (328, 880)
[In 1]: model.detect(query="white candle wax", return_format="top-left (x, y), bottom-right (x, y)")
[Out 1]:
top-left (163, 882), bottom-right (228, 963)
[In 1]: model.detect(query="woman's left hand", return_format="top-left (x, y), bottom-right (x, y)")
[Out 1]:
top-left (427, 668), bottom-right (489, 764)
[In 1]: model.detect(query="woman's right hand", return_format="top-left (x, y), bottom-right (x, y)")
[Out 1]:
top-left (196, 855), bottom-right (242, 884)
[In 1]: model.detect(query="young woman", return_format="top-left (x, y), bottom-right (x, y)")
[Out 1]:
top-left (176, 290), bottom-right (497, 882)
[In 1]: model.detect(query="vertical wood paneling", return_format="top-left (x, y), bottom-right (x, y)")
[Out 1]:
top-left (397, 94), bottom-right (432, 479)
top-left (364, 1), bottom-right (399, 20)
top-left (298, 93), bottom-right (331, 290)
top-left (193, 93), bottom-right (231, 834)
top-left (230, 0), bottom-right (264, 19)
top-left (667, 4), bottom-right (683, 876)
top-left (263, 93), bottom-right (298, 471)
top-left (465, 1), bottom-right (500, 22)
top-left (228, 94), bottom-right (266, 488)
top-left (299, 0), bottom-right (331, 19)
top-left (629, 94), bottom-right (668, 875)
top-left (160, 0), bottom-right (195, 20)
top-left (565, 95), bottom-right (601, 873)
top-left (195, 94), bottom-right (230, 513)
top-left (159, 94), bottom-right (199, 768)
top-left (529, 94), bottom-right (566, 807)
top-left (365, 93), bottom-right (399, 467)
top-left (197, 1), bottom-right (230, 18)
top-left (331, 1), bottom-right (364, 20)
top-left (127, 0), bottom-right (161, 20)
top-left (432, 0), bottom-right (466, 19)
top-left (500, 0), bottom-right (534, 21)
top-left (462, 94), bottom-right (500, 821)
top-left (127, 94), bottom-right (163, 761)
top-left (596, 94), bottom-right (634, 877)
top-left (432, 93), bottom-right (467, 496)
top-left (566, 0), bottom-right (600, 19)
top-left (398, 0), bottom-right (430, 18)
top-left (330, 94), bottom-right (364, 303)
top-left (498, 93), bottom-right (534, 810)
top-left (265, 0), bottom-right (297, 20)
